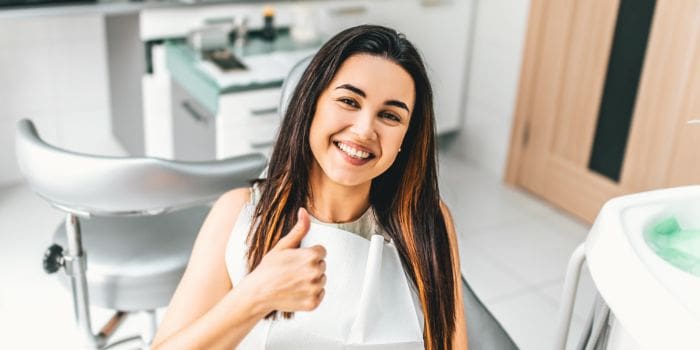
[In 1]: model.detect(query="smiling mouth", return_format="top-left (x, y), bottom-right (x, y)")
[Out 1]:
top-left (333, 141), bottom-right (376, 160)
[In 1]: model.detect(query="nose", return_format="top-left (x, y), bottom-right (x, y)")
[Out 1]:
top-left (349, 110), bottom-right (377, 141)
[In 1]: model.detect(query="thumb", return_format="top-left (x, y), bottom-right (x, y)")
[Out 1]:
top-left (272, 207), bottom-right (311, 250)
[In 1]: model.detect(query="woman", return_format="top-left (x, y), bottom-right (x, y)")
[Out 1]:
top-left (152, 25), bottom-right (467, 350)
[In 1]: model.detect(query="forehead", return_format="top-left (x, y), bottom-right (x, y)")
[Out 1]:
top-left (328, 54), bottom-right (415, 107)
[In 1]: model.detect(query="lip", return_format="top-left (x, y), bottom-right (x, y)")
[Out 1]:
top-left (333, 140), bottom-right (377, 157)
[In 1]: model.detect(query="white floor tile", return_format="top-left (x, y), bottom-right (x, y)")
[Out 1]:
top-left (488, 289), bottom-right (561, 350)
top-left (539, 265), bottom-right (598, 323)
top-left (438, 157), bottom-right (539, 235)
top-left (459, 240), bottom-right (532, 304)
top-left (463, 214), bottom-right (586, 287)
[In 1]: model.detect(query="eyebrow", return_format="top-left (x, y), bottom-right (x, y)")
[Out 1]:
top-left (335, 83), bottom-right (410, 113)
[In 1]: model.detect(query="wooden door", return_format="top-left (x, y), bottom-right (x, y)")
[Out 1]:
top-left (506, 0), bottom-right (700, 223)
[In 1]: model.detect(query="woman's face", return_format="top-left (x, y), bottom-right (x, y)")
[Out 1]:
top-left (309, 53), bottom-right (416, 187)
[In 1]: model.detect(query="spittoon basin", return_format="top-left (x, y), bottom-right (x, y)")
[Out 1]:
top-left (585, 185), bottom-right (700, 350)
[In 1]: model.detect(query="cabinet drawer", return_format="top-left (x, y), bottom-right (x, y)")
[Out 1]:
top-left (171, 80), bottom-right (216, 161)
top-left (217, 87), bottom-right (282, 159)
top-left (218, 88), bottom-right (282, 124)
top-left (216, 115), bottom-right (281, 159)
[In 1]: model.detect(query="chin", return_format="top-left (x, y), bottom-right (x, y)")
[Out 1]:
top-left (327, 169), bottom-right (371, 187)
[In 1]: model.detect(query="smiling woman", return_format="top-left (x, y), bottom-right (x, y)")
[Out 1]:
top-left (152, 25), bottom-right (467, 350)
top-left (308, 54), bottom-right (414, 194)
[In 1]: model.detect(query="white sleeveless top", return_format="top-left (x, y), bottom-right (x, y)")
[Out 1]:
top-left (224, 186), bottom-right (425, 349)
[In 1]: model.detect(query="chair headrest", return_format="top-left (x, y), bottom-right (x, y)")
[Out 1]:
top-left (279, 55), bottom-right (313, 119)
top-left (14, 119), bottom-right (267, 216)
top-left (255, 55), bottom-right (312, 180)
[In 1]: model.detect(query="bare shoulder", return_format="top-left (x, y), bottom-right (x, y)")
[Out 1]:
top-left (217, 187), bottom-right (252, 211)
top-left (206, 187), bottom-right (252, 233)
top-left (187, 187), bottom-right (252, 262)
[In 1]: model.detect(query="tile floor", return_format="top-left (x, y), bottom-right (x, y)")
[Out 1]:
top-left (0, 137), bottom-right (596, 349)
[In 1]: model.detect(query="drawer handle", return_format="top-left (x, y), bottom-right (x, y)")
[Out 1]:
top-left (250, 106), bottom-right (278, 117)
top-left (182, 101), bottom-right (210, 125)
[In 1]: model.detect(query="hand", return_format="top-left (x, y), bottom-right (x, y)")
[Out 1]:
top-left (239, 207), bottom-right (327, 314)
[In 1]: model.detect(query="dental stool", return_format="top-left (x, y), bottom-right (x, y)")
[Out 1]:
top-left (15, 119), bottom-right (266, 349)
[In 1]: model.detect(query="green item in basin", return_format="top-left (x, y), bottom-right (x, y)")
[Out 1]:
top-left (645, 216), bottom-right (700, 276)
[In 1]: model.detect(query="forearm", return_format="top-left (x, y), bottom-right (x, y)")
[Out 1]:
top-left (152, 286), bottom-right (270, 350)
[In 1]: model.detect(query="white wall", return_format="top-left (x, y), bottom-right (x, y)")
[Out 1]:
top-left (0, 15), bottom-right (114, 186)
top-left (450, 0), bottom-right (530, 179)
top-left (0, 0), bottom-right (531, 186)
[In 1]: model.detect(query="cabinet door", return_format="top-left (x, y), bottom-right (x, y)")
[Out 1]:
top-left (171, 79), bottom-right (217, 161)
top-left (507, 0), bottom-right (700, 223)
top-left (217, 88), bottom-right (281, 159)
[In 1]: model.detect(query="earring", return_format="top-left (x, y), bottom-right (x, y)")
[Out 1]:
top-left (398, 147), bottom-right (402, 152)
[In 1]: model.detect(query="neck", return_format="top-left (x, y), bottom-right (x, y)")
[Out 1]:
top-left (307, 163), bottom-right (371, 223)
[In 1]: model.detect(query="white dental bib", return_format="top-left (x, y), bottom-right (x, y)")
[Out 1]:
top-left (225, 202), bottom-right (425, 349)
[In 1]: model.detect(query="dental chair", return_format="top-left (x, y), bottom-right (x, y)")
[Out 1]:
top-left (17, 51), bottom-right (516, 349)
top-left (15, 120), bottom-right (266, 349)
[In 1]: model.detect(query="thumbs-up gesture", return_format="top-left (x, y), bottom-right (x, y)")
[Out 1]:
top-left (239, 208), bottom-right (327, 314)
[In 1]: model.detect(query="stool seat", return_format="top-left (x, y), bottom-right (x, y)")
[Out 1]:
top-left (53, 205), bottom-right (210, 311)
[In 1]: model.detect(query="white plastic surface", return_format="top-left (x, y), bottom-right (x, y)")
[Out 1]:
top-left (585, 185), bottom-right (700, 350)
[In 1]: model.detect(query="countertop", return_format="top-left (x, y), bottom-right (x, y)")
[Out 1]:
top-left (165, 31), bottom-right (323, 114)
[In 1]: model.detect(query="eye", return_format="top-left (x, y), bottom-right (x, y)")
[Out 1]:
top-left (337, 97), bottom-right (359, 108)
top-left (380, 112), bottom-right (401, 122)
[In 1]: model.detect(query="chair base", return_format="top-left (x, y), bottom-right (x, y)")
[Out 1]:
top-left (52, 205), bottom-right (209, 311)
top-left (47, 206), bottom-right (209, 348)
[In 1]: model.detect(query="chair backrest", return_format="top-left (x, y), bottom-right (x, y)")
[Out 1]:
top-left (15, 119), bottom-right (266, 216)
top-left (279, 55), bottom-right (313, 120)
top-left (461, 275), bottom-right (518, 349)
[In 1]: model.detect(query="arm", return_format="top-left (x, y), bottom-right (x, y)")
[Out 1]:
top-left (440, 201), bottom-right (469, 350)
top-left (152, 188), bottom-right (267, 350)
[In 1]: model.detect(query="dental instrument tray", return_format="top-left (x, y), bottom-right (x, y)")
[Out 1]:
top-left (204, 49), bottom-right (247, 72)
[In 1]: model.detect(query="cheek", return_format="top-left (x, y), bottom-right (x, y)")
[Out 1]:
top-left (375, 129), bottom-right (407, 167)
top-left (383, 129), bottom-right (406, 153)
top-left (311, 104), bottom-right (351, 140)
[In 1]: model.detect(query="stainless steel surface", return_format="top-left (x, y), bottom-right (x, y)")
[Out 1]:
top-left (15, 118), bottom-right (266, 215)
top-left (234, 14), bottom-right (249, 49)
top-left (65, 214), bottom-right (101, 349)
top-left (187, 25), bottom-right (230, 53)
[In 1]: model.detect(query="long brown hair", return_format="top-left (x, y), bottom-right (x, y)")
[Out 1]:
top-left (245, 25), bottom-right (456, 350)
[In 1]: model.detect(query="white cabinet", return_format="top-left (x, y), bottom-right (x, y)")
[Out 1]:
top-left (216, 88), bottom-right (281, 160)
top-left (143, 0), bottom-right (473, 161)
top-left (171, 79), bottom-right (217, 161)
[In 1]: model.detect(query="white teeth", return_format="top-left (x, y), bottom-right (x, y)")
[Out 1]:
top-left (336, 142), bottom-right (371, 159)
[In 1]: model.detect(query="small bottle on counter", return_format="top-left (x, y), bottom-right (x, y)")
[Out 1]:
top-left (261, 5), bottom-right (277, 42)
